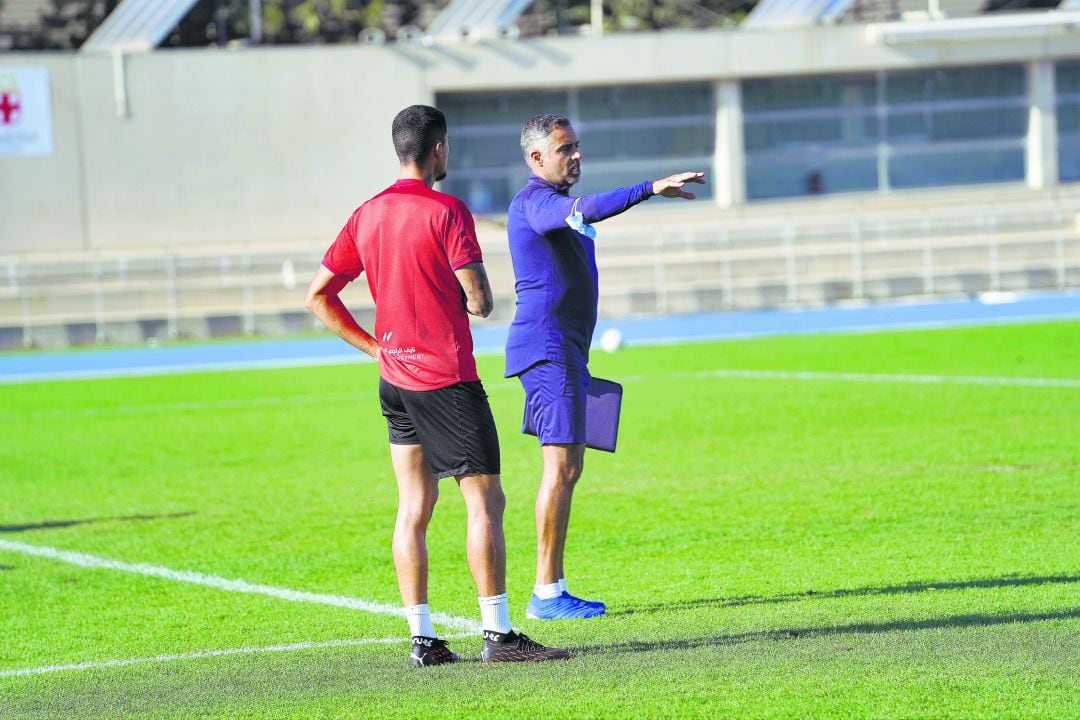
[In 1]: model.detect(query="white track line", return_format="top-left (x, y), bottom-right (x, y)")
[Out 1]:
top-left (4, 382), bottom-right (522, 421)
top-left (681, 369), bottom-right (1080, 388)
top-left (0, 634), bottom-right (466, 679)
top-left (0, 540), bottom-right (481, 634)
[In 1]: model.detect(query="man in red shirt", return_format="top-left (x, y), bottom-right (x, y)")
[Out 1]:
top-left (305, 105), bottom-right (567, 666)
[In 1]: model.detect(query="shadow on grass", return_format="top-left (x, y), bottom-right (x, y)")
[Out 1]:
top-left (609, 574), bottom-right (1080, 617)
top-left (0, 512), bottom-right (195, 534)
top-left (574, 608), bottom-right (1080, 657)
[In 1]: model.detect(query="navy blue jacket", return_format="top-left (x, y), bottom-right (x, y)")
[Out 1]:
top-left (504, 175), bottom-right (653, 377)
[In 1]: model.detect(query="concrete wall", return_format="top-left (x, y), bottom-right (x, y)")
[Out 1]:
top-left (1, 45), bottom-right (427, 253)
top-left (1, 23), bottom-right (1079, 255)
top-left (0, 54), bottom-right (85, 253)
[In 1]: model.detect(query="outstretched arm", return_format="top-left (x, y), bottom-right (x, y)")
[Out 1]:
top-left (525, 181), bottom-right (652, 235)
top-left (304, 264), bottom-right (380, 359)
top-left (525, 172), bottom-right (707, 236)
top-left (454, 262), bottom-right (494, 318)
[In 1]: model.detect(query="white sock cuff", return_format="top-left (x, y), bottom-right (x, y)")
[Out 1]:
top-left (477, 593), bottom-right (512, 633)
top-left (534, 581), bottom-right (561, 600)
top-left (404, 603), bottom-right (436, 638)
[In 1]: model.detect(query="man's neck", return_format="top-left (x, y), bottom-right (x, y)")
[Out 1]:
top-left (400, 164), bottom-right (436, 188)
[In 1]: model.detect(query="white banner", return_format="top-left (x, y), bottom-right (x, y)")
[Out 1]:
top-left (0, 66), bottom-right (54, 157)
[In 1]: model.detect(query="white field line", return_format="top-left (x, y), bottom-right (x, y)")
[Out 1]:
top-left (0, 540), bottom-right (481, 635)
top-left (0, 354), bottom-right (371, 386)
top-left (7, 369), bottom-right (1076, 422)
top-left (678, 369), bottom-right (1080, 388)
top-left (0, 633), bottom-right (467, 679)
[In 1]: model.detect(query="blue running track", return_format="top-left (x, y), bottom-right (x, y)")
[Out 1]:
top-left (2, 292), bottom-right (1078, 384)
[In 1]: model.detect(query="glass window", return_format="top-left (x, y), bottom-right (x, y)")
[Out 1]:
top-left (439, 91), bottom-right (569, 127)
top-left (582, 125), bottom-right (713, 160)
top-left (1059, 136), bottom-right (1080, 183)
top-left (746, 152), bottom-right (877, 200)
top-left (886, 65), bottom-right (1025, 104)
top-left (743, 64), bottom-right (1028, 199)
top-left (451, 131), bottom-right (521, 169)
top-left (743, 75), bottom-right (875, 112)
top-left (1057, 60), bottom-right (1080, 94)
top-left (1057, 60), bottom-right (1080, 184)
top-left (889, 145), bottom-right (1025, 189)
top-left (579, 83), bottom-right (712, 120)
top-left (438, 83), bottom-right (715, 215)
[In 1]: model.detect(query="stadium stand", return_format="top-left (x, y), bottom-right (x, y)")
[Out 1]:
top-left (1, 183), bottom-right (1076, 349)
top-left (1, 2), bottom-right (1078, 348)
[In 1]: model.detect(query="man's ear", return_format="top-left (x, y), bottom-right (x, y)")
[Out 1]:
top-left (530, 149), bottom-right (543, 167)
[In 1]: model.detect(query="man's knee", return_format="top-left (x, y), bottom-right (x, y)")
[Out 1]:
top-left (459, 474), bottom-right (506, 519)
top-left (544, 446), bottom-right (585, 486)
top-left (397, 491), bottom-right (438, 530)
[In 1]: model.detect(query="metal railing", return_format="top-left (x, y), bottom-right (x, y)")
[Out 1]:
top-left (1, 201), bottom-right (1077, 349)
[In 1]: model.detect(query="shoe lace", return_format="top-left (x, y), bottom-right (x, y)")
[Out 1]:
top-left (515, 633), bottom-right (546, 653)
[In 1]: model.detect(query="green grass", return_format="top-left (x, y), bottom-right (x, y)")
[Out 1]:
top-left (1, 321), bottom-right (1078, 719)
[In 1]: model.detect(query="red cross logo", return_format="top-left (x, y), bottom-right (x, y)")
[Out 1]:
top-left (0, 92), bottom-right (21, 125)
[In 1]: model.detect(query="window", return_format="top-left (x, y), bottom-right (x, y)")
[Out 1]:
top-left (743, 64), bottom-right (1028, 200)
top-left (1057, 60), bottom-right (1080, 183)
top-left (437, 83), bottom-right (715, 215)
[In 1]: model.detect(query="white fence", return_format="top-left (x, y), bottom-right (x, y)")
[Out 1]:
top-left (2, 193), bottom-right (1077, 349)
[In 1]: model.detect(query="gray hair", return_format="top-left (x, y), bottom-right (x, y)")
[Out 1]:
top-left (520, 113), bottom-right (571, 161)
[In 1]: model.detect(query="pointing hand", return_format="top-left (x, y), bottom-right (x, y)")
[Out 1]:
top-left (652, 172), bottom-right (706, 200)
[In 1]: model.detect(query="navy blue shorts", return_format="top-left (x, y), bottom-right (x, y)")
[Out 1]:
top-left (379, 379), bottom-right (501, 479)
top-left (518, 361), bottom-right (590, 445)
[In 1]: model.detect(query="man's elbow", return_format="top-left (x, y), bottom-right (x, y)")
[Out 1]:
top-left (467, 303), bottom-right (491, 318)
top-left (304, 293), bottom-right (321, 315)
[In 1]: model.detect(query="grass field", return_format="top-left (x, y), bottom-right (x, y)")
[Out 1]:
top-left (1, 321), bottom-right (1078, 719)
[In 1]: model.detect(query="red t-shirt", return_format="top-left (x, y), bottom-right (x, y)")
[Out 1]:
top-left (322, 179), bottom-right (483, 391)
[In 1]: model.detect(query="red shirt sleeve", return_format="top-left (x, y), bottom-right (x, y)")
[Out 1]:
top-left (444, 201), bottom-right (484, 270)
top-left (322, 214), bottom-right (364, 280)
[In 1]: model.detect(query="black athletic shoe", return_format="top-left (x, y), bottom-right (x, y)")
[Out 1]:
top-left (408, 636), bottom-right (459, 667)
top-left (481, 630), bottom-right (570, 663)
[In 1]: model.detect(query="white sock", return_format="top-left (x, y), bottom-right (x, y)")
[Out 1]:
top-left (405, 604), bottom-right (436, 638)
top-left (533, 581), bottom-right (562, 600)
top-left (478, 593), bottom-right (512, 633)
top-left (557, 578), bottom-right (569, 594)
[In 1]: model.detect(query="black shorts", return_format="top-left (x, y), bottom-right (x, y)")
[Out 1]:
top-left (379, 378), bottom-right (501, 479)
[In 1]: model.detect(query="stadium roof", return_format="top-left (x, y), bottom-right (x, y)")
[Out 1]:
top-left (425, 0), bottom-right (534, 41)
top-left (742, 0), bottom-right (856, 28)
top-left (80, 0), bottom-right (200, 53)
top-left (865, 8), bottom-right (1080, 43)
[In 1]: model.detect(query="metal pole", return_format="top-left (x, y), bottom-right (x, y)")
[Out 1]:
top-left (249, 0), bottom-right (262, 44)
top-left (165, 253), bottom-right (179, 340)
top-left (850, 219), bottom-right (864, 300)
top-left (591, 0), bottom-right (602, 35)
top-left (986, 215), bottom-right (1000, 292)
top-left (720, 227), bottom-right (733, 310)
top-left (783, 225), bottom-right (797, 304)
top-left (921, 217), bottom-right (934, 296)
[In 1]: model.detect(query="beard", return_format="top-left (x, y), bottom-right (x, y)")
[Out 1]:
top-left (435, 170), bottom-right (447, 182)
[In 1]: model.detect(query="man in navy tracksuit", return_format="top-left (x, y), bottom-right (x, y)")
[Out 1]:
top-left (505, 113), bottom-right (705, 619)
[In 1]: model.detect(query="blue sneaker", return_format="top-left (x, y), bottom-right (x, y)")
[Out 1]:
top-left (526, 591), bottom-right (606, 620)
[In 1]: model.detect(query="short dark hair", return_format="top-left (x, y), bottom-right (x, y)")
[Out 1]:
top-left (520, 113), bottom-right (571, 160)
top-left (392, 105), bottom-right (447, 164)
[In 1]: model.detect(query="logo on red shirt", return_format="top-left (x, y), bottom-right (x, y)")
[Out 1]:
top-left (0, 75), bottom-right (22, 127)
